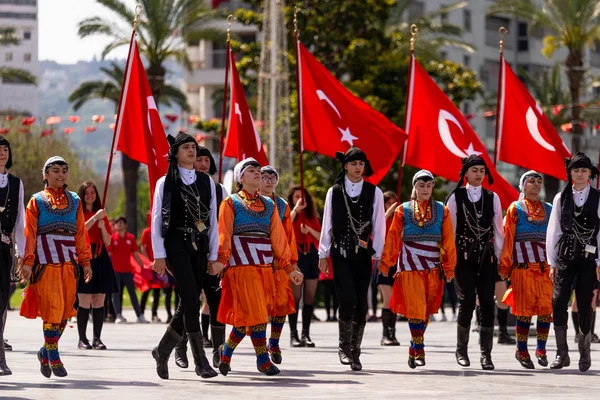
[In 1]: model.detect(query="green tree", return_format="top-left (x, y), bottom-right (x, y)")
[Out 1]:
top-left (488, 0), bottom-right (600, 153)
top-left (0, 27), bottom-right (37, 84)
top-left (78, 0), bottom-right (222, 234)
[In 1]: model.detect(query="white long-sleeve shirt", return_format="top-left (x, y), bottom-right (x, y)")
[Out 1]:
top-left (151, 167), bottom-right (218, 261)
top-left (318, 176), bottom-right (386, 260)
top-left (546, 184), bottom-right (600, 268)
top-left (446, 183), bottom-right (504, 260)
top-left (0, 173), bottom-right (25, 257)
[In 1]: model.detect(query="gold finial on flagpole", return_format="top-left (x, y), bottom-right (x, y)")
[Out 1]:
top-left (227, 15), bottom-right (236, 41)
top-left (133, 1), bottom-right (142, 30)
top-left (294, 6), bottom-right (300, 35)
top-left (499, 26), bottom-right (508, 54)
top-left (410, 24), bottom-right (418, 52)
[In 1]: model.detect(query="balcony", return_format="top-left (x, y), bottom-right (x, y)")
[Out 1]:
top-left (184, 68), bottom-right (225, 88)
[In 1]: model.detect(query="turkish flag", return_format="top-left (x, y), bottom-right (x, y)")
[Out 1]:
top-left (114, 37), bottom-right (169, 204)
top-left (498, 58), bottom-right (571, 180)
top-left (298, 42), bottom-right (406, 184)
top-left (404, 57), bottom-right (518, 209)
top-left (223, 50), bottom-right (269, 165)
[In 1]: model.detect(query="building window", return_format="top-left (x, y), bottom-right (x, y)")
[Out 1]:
top-left (4, 52), bottom-right (12, 62)
top-left (463, 9), bottom-right (472, 32)
top-left (463, 55), bottom-right (471, 67)
top-left (0, 12), bottom-right (36, 20)
top-left (23, 30), bottom-right (31, 40)
top-left (517, 22), bottom-right (529, 52)
top-left (0, 0), bottom-right (37, 4)
top-left (23, 53), bottom-right (31, 62)
top-left (486, 16), bottom-right (511, 49)
top-left (212, 41), bottom-right (227, 68)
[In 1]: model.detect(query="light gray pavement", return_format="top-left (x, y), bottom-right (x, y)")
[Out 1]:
top-left (0, 308), bottom-right (599, 400)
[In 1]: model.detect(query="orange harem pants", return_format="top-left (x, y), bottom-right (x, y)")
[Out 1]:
top-left (390, 267), bottom-right (444, 320)
top-left (502, 263), bottom-right (553, 317)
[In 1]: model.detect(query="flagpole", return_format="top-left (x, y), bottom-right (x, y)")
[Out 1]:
top-left (397, 24), bottom-right (418, 201)
top-left (493, 26), bottom-right (507, 167)
top-left (293, 7), bottom-right (306, 203)
top-left (218, 15), bottom-right (234, 184)
top-left (101, 2), bottom-right (142, 208)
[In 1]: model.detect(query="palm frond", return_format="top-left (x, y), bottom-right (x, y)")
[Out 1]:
top-left (160, 84), bottom-right (190, 112)
top-left (101, 38), bottom-right (131, 59)
top-left (0, 67), bottom-right (37, 85)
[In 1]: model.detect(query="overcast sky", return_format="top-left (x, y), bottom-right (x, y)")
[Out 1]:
top-left (39, 0), bottom-right (129, 63)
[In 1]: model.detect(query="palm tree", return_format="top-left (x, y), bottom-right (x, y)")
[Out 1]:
top-left (0, 27), bottom-right (36, 84)
top-left (387, 0), bottom-right (475, 58)
top-left (488, 0), bottom-right (600, 153)
top-left (521, 63), bottom-right (571, 199)
top-left (77, 0), bottom-right (221, 234)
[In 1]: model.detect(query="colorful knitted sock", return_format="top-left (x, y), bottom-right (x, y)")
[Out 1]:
top-left (269, 316), bottom-right (286, 356)
top-left (249, 323), bottom-right (273, 371)
top-left (43, 322), bottom-right (63, 369)
top-left (221, 326), bottom-right (246, 365)
top-left (536, 314), bottom-right (551, 358)
top-left (515, 316), bottom-right (531, 360)
top-left (408, 319), bottom-right (426, 360)
top-left (58, 320), bottom-right (67, 338)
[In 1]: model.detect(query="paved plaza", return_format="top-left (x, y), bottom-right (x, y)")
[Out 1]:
top-left (0, 308), bottom-right (599, 399)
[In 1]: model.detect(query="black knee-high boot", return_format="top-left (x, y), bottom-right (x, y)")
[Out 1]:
top-left (187, 332), bottom-right (218, 379)
top-left (572, 311), bottom-right (580, 343)
top-left (201, 314), bottom-right (212, 347)
top-left (301, 304), bottom-right (316, 347)
top-left (289, 304), bottom-right (303, 347)
top-left (77, 307), bottom-right (91, 348)
top-left (152, 326), bottom-right (182, 379)
top-left (497, 308), bottom-right (516, 345)
top-left (92, 307), bottom-right (107, 349)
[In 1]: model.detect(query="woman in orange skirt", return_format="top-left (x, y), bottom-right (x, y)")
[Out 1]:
top-left (380, 170), bottom-right (456, 369)
top-left (499, 170), bottom-right (553, 369)
top-left (209, 158), bottom-right (303, 376)
top-left (19, 157), bottom-right (92, 378)
top-left (259, 165), bottom-right (298, 364)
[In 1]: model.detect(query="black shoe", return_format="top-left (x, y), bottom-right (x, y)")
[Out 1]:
top-left (188, 332), bottom-right (218, 379)
top-left (515, 351), bottom-right (535, 369)
top-left (550, 326), bottom-right (571, 370)
top-left (578, 331), bottom-right (592, 372)
top-left (592, 333), bottom-right (600, 344)
top-left (350, 322), bottom-right (365, 371)
top-left (479, 327), bottom-right (495, 370)
top-left (258, 363), bottom-right (280, 376)
top-left (290, 330), bottom-right (304, 347)
top-left (456, 324), bottom-right (471, 367)
top-left (211, 325), bottom-right (226, 369)
top-left (498, 330), bottom-right (516, 345)
top-left (202, 336), bottom-right (212, 348)
top-left (338, 320), bottom-right (353, 365)
top-left (92, 338), bottom-right (107, 350)
top-left (218, 345), bottom-right (231, 376)
top-left (77, 339), bottom-right (93, 350)
top-left (268, 345), bottom-right (282, 364)
top-left (152, 326), bottom-right (182, 379)
top-left (52, 365), bottom-right (68, 377)
top-left (3, 340), bottom-right (12, 351)
top-left (37, 348), bottom-right (51, 378)
top-left (408, 357), bottom-right (416, 369)
top-left (175, 345), bottom-right (189, 369)
top-left (301, 331), bottom-right (315, 348)
top-left (0, 361), bottom-right (12, 376)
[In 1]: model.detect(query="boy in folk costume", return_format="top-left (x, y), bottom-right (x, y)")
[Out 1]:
top-left (499, 171), bottom-right (553, 369)
top-left (446, 154), bottom-right (504, 370)
top-left (318, 147), bottom-right (386, 371)
top-left (20, 156), bottom-right (93, 378)
top-left (547, 152), bottom-right (600, 372)
top-left (151, 132), bottom-right (219, 380)
top-left (380, 170), bottom-right (456, 369)
top-left (260, 165), bottom-right (299, 364)
top-left (209, 158), bottom-right (303, 376)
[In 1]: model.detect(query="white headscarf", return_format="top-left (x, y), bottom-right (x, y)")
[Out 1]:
top-left (518, 170), bottom-right (542, 200)
top-left (411, 169), bottom-right (434, 200)
top-left (233, 157), bottom-right (260, 184)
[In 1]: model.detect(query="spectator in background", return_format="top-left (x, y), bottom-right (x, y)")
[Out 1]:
top-left (75, 182), bottom-right (117, 350)
top-left (108, 216), bottom-right (148, 324)
top-left (140, 212), bottom-right (163, 323)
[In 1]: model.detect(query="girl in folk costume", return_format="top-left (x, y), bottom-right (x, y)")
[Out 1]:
top-left (210, 158), bottom-right (303, 376)
top-left (288, 184), bottom-right (322, 345)
top-left (547, 153), bottom-right (600, 372)
top-left (499, 171), bottom-right (553, 369)
top-left (260, 165), bottom-right (299, 363)
top-left (75, 181), bottom-right (118, 351)
top-left (446, 154), bottom-right (504, 371)
top-left (318, 147), bottom-right (386, 372)
top-left (380, 170), bottom-right (456, 369)
top-left (20, 157), bottom-right (93, 378)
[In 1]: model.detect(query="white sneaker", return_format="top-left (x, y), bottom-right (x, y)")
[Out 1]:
top-left (115, 315), bottom-right (127, 324)
top-left (137, 315), bottom-right (150, 324)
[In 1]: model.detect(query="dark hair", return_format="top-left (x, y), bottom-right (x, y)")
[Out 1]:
top-left (383, 191), bottom-right (397, 204)
top-left (77, 181), bottom-right (102, 212)
top-left (287, 185), bottom-right (317, 220)
top-left (115, 216), bottom-right (127, 224)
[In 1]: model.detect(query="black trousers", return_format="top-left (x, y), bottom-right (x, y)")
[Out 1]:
top-left (331, 247), bottom-right (372, 324)
top-left (454, 260), bottom-right (496, 328)
top-left (0, 247), bottom-right (10, 313)
top-left (165, 233), bottom-right (208, 335)
top-left (203, 273), bottom-right (224, 327)
top-left (553, 258), bottom-right (597, 334)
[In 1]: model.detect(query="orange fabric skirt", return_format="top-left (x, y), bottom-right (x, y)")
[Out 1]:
top-left (271, 268), bottom-right (295, 317)
top-left (390, 268), bottom-right (444, 320)
top-left (217, 265), bottom-right (275, 327)
top-left (502, 263), bottom-right (552, 317)
top-left (20, 263), bottom-right (77, 324)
